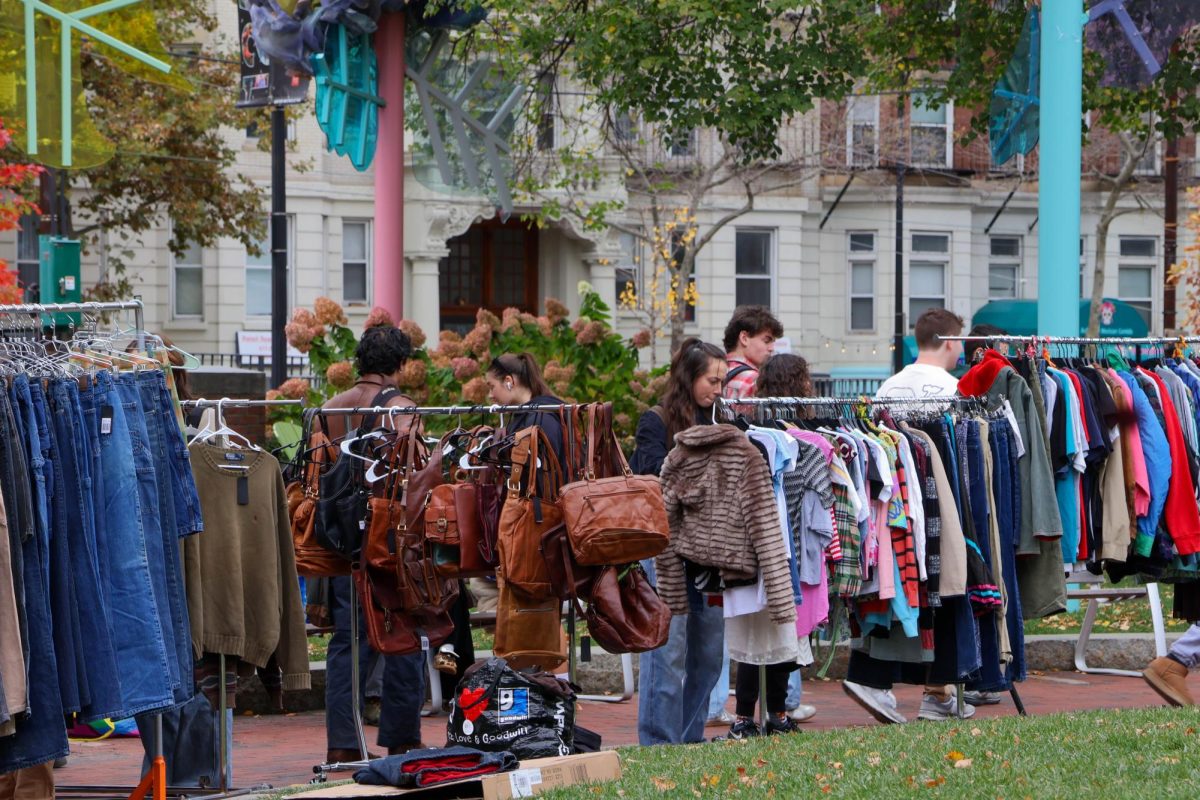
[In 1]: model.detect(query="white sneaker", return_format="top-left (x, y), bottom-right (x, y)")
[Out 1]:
top-left (705, 709), bottom-right (735, 727)
top-left (842, 681), bottom-right (906, 724)
top-left (961, 689), bottom-right (1004, 706)
top-left (918, 692), bottom-right (976, 721)
top-left (787, 703), bottom-right (817, 723)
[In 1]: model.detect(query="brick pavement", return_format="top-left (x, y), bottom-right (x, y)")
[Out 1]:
top-left (54, 671), bottom-right (1175, 794)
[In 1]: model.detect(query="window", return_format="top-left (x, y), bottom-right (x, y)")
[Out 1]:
top-left (1135, 112), bottom-right (1160, 176)
top-left (439, 218), bottom-right (539, 333)
top-left (611, 109), bottom-right (637, 144)
top-left (910, 93), bottom-right (952, 168)
top-left (988, 236), bottom-right (1021, 299)
top-left (734, 229), bottom-right (774, 309)
top-left (172, 238), bottom-right (204, 318)
top-left (847, 95), bottom-right (878, 167)
top-left (1118, 235), bottom-right (1157, 329)
top-left (615, 231), bottom-right (642, 304)
top-left (668, 229), bottom-right (696, 322)
top-left (15, 214), bottom-right (39, 302)
top-left (848, 232), bottom-right (875, 331)
top-left (909, 232), bottom-right (948, 327)
top-left (342, 220), bottom-right (371, 305)
top-left (665, 128), bottom-right (696, 158)
top-left (536, 76), bottom-right (556, 151)
top-left (245, 216), bottom-right (293, 317)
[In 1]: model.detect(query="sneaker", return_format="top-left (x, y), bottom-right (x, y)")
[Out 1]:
top-left (961, 689), bottom-right (1004, 706)
top-left (842, 680), bottom-right (906, 724)
top-left (712, 718), bottom-right (761, 741)
top-left (705, 709), bottom-right (735, 727)
top-left (787, 703), bottom-right (817, 723)
top-left (917, 692), bottom-right (976, 721)
top-left (1144, 656), bottom-right (1195, 707)
top-left (765, 715), bottom-right (802, 735)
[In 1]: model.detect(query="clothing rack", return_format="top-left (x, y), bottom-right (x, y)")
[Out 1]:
top-left (719, 393), bottom-right (1028, 719)
top-left (938, 334), bottom-right (1200, 346)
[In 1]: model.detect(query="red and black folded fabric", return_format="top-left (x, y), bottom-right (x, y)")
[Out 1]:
top-left (354, 746), bottom-right (519, 788)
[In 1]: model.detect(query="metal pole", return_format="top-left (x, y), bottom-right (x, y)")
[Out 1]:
top-left (349, 585), bottom-right (369, 761)
top-left (270, 105), bottom-right (289, 391)
top-left (893, 89), bottom-right (906, 374)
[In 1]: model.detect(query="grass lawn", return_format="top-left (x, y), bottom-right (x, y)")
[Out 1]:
top-left (536, 708), bottom-right (1200, 799)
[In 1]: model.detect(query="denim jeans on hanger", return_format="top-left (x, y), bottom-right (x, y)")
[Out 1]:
top-left (149, 370), bottom-right (204, 535)
top-left (961, 420), bottom-right (1003, 691)
top-left (1, 383), bottom-right (32, 689)
top-left (326, 576), bottom-right (427, 751)
top-left (12, 377), bottom-right (49, 598)
top-left (136, 692), bottom-right (233, 789)
top-left (80, 371), bottom-right (175, 715)
top-left (138, 371), bottom-right (196, 704)
top-left (637, 558), bottom-right (724, 745)
top-left (117, 373), bottom-right (184, 700)
top-left (50, 377), bottom-right (125, 720)
top-left (991, 419), bottom-right (1026, 684)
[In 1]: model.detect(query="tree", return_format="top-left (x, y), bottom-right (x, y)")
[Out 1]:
top-left (843, 2), bottom-right (1200, 336)
top-left (462, 0), bottom-right (867, 351)
top-left (0, 119), bottom-right (41, 303)
top-left (23, 0), bottom-right (293, 298)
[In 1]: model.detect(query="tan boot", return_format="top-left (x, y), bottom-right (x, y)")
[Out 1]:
top-left (1143, 657), bottom-right (1194, 707)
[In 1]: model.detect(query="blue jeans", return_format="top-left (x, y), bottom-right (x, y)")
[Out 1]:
top-left (706, 647), bottom-right (730, 718)
top-left (637, 559), bottom-right (724, 745)
top-left (326, 576), bottom-right (426, 750)
top-left (786, 671), bottom-right (803, 710)
top-left (51, 378), bottom-right (125, 721)
top-left (146, 371), bottom-right (203, 535)
top-left (136, 693), bottom-right (233, 788)
top-left (138, 372), bottom-right (196, 702)
top-left (82, 371), bottom-right (174, 715)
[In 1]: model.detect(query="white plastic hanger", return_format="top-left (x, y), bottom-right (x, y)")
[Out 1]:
top-left (193, 398), bottom-right (259, 452)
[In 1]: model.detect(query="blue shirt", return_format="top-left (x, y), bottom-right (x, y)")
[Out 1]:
top-left (1119, 371), bottom-right (1172, 556)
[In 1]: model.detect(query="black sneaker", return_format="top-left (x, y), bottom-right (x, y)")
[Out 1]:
top-left (765, 716), bottom-right (801, 735)
top-left (712, 718), bottom-right (761, 742)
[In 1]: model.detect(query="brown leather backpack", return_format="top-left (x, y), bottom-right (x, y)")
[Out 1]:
top-left (287, 410), bottom-right (351, 577)
top-left (497, 427), bottom-right (564, 601)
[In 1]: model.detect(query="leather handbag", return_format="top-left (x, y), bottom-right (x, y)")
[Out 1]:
top-left (540, 522), bottom-right (598, 602)
top-left (353, 567), bottom-right (455, 656)
top-left (497, 427), bottom-right (564, 601)
top-left (559, 404), bottom-right (670, 566)
top-left (582, 563), bottom-right (671, 654)
top-left (492, 565), bottom-right (565, 672)
top-left (287, 410), bottom-right (351, 577)
top-left (463, 466), bottom-right (503, 574)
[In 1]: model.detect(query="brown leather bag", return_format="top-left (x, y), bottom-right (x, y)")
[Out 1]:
top-left (287, 411), bottom-right (352, 577)
top-left (497, 427), bottom-right (564, 601)
top-left (559, 404), bottom-right (670, 566)
top-left (362, 425), bottom-right (459, 616)
top-left (581, 563), bottom-right (671, 654)
top-left (492, 565), bottom-right (565, 672)
top-left (540, 522), bottom-right (598, 602)
top-left (353, 567), bottom-right (455, 655)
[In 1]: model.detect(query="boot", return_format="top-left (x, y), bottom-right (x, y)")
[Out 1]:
top-left (326, 748), bottom-right (377, 765)
top-left (1143, 657), bottom-right (1194, 707)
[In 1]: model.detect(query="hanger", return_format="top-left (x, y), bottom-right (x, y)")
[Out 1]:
top-left (193, 398), bottom-right (258, 451)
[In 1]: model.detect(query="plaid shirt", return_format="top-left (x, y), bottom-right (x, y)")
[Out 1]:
top-left (723, 357), bottom-right (758, 401)
top-left (829, 483), bottom-right (862, 598)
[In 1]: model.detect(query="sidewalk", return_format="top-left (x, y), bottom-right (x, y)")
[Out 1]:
top-left (55, 670), bottom-right (1174, 793)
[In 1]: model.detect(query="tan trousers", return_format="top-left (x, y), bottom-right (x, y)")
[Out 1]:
top-left (0, 761), bottom-right (54, 800)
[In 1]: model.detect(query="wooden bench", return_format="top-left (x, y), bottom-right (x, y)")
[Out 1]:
top-left (1066, 569), bottom-right (1167, 677)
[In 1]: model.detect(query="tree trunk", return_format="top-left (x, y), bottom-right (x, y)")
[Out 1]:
top-left (1086, 144), bottom-right (1142, 337)
top-left (670, 248), bottom-right (696, 353)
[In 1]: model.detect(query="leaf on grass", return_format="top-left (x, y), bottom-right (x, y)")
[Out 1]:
top-left (971, 727), bottom-right (983, 737)
top-left (926, 776), bottom-right (946, 788)
top-left (955, 759), bottom-right (973, 769)
top-left (755, 758), bottom-right (769, 768)
top-left (867, 755), bottom-right (882, 767)
top-left (652, 776), bottom-right (677, 791)
top-left (946, 750), bottom-right (966, 762)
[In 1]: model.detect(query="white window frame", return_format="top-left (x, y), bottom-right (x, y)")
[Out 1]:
top-left (245, 215), bottom-right (295, 318)
top-left (733, 228), bottom-right (776, 311)
top-left (170, 227), bottom-right (204, 320)
top-left (342, 219), bottom-right (372, 306)
top-left (847, 231), bottom-right (876, 333)
top-left (846, 94), bottom-right (879, 168)
top-left (909, 93), bottom-right (953, 169)
top-left (988, 235), bottom-right (1022, 300)
top-left (908, 231), bottom-right (949, 329)
top-left (1117, 235), bottom-right (1157, 331)
top-left (614, 229), bottom-right (643, 309)
top-left (536, 76), bottom-right (557, 152)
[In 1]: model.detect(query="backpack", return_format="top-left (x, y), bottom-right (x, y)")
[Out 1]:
top-left (723, 362), bottom-right (754, 387)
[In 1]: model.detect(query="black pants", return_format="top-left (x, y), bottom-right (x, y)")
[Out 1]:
top-left (734, 661), bottom-right (794, 717)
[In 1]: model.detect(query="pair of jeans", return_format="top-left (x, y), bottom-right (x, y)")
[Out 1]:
top-left (1169, 623), bottom-right (1200, 668)
top-left (81, 371), bottom-right (175, 715)
top-left (50, 378), bottom-right (124, 720)
top-left (117, 374), bottom-right (185, 701)
top-left (786, 670), bottom-right (803, 710)
top-left (637, 558), bottom-right (725, 745)
top-left (147, 370), bottom-right (203, 536)
top-left (0, 440), bottom-right (68, 772)
top-left (0, 387), bottom-right (31, 686)
top-left (326, 576), bottom-right (427, 750)
top-left (962, 420), bottom-right (1003, 690)
top-left (990, 419), bottom-right (1026, 685)
top-left (137, 371), bottom-right (195, 703)
top-left (136, 693), bottom-right (233, 789)
top-left (706, 647), bottom-right (731, 718)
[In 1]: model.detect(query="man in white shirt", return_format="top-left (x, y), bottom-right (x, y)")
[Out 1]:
top-left (874, 308), bottom-right (964, 400)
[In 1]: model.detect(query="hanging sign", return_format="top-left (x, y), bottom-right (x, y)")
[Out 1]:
top-left (237, 0), bottom-right (310, 108)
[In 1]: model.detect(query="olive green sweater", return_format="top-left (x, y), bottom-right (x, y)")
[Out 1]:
top-left (183, 442), bottom-right (311, 692)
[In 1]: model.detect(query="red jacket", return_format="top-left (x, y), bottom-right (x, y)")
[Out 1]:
top-left (1139, 369), bottom-right (1200, 556)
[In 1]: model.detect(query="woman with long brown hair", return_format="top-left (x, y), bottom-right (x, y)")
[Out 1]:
top-left (630, 338), bottom-right (728, 746)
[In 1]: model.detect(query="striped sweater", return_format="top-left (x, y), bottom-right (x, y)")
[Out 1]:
top-left (657, 425), bottom-right (795, 625)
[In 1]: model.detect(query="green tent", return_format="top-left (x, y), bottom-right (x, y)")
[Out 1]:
top-left (969, 298), bottom-right (1149, 338)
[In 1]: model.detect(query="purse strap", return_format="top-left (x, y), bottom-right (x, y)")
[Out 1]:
top-left (509, 427), bottom-right (563, 499)
top-left (584, 402), bottom-right (632, 480)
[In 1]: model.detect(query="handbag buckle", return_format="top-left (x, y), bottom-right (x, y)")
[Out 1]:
top-left (436, 517), bottom-right (449, 533)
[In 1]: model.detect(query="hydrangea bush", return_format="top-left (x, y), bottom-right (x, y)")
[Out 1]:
top-left (271, 286), bottom-right (663, 453)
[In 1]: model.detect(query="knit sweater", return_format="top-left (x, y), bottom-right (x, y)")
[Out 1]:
top-left (657, 425), bottom-right (794, 625)
top-left (183, 442), bottom-right (311, 692)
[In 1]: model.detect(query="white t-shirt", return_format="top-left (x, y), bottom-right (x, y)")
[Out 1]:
top-left (874, 363), bottom-right (959, 400)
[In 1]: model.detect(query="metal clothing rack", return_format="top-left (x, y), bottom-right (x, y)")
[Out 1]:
top-left (721, 393), bottom-right (1027, 720)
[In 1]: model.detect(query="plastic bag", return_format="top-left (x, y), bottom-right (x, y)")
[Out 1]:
top-left (446, 657), bottom-right (576, 759)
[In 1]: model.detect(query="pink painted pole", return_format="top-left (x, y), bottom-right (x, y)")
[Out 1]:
top-left (373, 11), bottom-right (405, 319)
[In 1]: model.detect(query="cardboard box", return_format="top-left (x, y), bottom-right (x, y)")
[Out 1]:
top-left (295, 751), bottom-right (621, 799)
